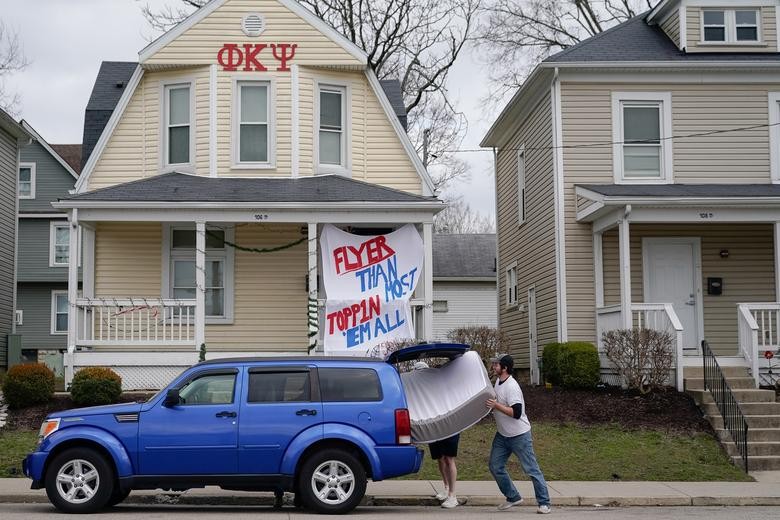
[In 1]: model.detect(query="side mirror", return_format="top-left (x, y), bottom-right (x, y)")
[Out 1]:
top-left (163, 388), bottom-right (181, 407)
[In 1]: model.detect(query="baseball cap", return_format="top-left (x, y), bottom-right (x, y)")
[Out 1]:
top-left (490, 354), bottom-right (514, 371)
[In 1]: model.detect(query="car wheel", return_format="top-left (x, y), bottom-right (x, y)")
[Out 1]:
top-left (298, 448), bottom-right (367, 514)
top-left (106, 487), bottom-right (131, 507)
top-left (45, 447), bottom-right (114, 514)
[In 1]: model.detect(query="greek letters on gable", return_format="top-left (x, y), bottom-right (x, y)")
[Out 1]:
top-left (243, 44), bottom-right (268, 71)
top-left (217, 43), bottom-right (297, 72)
top-left (217, 43), bottom-right (243, 71)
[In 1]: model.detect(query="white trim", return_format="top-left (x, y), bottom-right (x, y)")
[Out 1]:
top-left (687, 0), bottom-right (778, 6)
top-left (700, 7), bottom-right (762, 44)
top-left (364, 69), bottom-right (436, 196)
top-left (75, 65), bottom-right (143, 194)
top-left (647, 0), bottom-right (674, 23)
top-left (49, 221), bottom-right (71, 267)
top-left (20, 121), bottom-right (79, 179)
top-left (493, 147), bottom-right (501, 332)
top-left (618, 216), bottom-right (632, 328)
top-left (612, 91), bottom-right (673, 184)
top-left (83, 226), bottom-right (95, 299)
top-left (539, 60), bottom-right (780, 69)
top-left (770, 92), bottom-right (780, 183)
top-left (160, 78), bottom-right (197, 173)
top-left (559, 70), bottom-right (780, 84)
top-left (593, 232), bottom-right (604, 308)
top-left (138, 0), bottom-right (367, 65)
top-left (66, 210), bottom-right (79, 361)
top-left (231, 76), bottom-right (276, 169)
top-left (551, 69), bottom-right (568, 342)
top-left (307, 222), bottom-right (317, 350)
top-left (516, 146), bottom-right (526, 226)
top-left (195, 220), bottom-right (205, 349)
top-left (18, 162), bottom-right (35, 199)
top-left (680, 3), bottom-right (688, 49)
top-left (775, 223), bottom-right (780, 303)
top-left (505, 261), bottom-right (518, 309)
top-left (422, 222), bottom-right (434, 340)
top-left (209, 64), bottom-right (217, 178)
top-left (18, 213), bottom-right (66, 218)
top-left (314, 80), bottom-right (350, 176)
top-left (56, 199), bottom-right (444, 211)
top-left (51, 290), bottom-right (69, 335)
top-left (72, 351), bottom-right (198, 366)
top-left (291, 64), bottom-right (300, 178)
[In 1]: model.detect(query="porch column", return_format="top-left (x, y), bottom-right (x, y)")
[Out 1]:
top-left (618, 217), bottom-right (632, 329)
top-left (422, 222), bottom-right (434, 340)
top-left (65, 210), bottom-right (79, 385)
top-left (82, 225), bottom-right (96, 299)
top-left (195, 220), bottom-right (206, 351)
top-left (593, 231), bottom-right (604, 308)
top-left (308, 222), bottom-right (318, 351)
top-left (775, 222), bottom-right (780, 302)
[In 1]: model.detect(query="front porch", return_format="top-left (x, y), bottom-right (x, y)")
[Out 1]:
top-left (578, 184), bottom-right (780, 390)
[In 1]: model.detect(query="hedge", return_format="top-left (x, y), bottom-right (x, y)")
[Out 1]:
top-left (2, 363), bottom-right (55, 409)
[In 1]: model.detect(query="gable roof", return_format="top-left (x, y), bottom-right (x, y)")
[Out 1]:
top-left (20, 120), bottom-right (79, 179)
top-left (433, 234), bottom-right (496, 279)
top-left (0, 107), bottom-right (30, 140)
top-left (51, 145), bottom-right (82, 174)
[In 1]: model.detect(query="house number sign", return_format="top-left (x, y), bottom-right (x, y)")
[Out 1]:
top-left (698, 212), bottom-right (715, 220)
top-left (217, 43), bottom-right (297, 71)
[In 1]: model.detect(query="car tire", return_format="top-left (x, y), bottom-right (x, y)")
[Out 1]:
top-left (106, 487), bottom-right (131, 507)
top-left (297, 448), bottom-right (367, 514)
top-left (45, 447), bottom-right (114, 514)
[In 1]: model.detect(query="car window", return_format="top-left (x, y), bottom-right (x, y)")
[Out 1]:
top-left (248, 371), bottom-right (311, 403)
top-left (319, 368), bottom-right (382, 402)
top-left (178, 373), bottom-right (236, 405)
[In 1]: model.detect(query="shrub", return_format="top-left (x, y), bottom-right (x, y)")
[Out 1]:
top-left (2, 363), bottom-right (55, 409)
top-left (542, 343), bottom-right (563, 385)
top-left (369, 338), bottom-right (426, 372)
top-left (602, 328), bottom-right (673, 394)
top-left (447, 326), bottom-right (512, 369)
top-left (70, 367), bottom-right (122, 406)
top-left (557, 342), bottom-right (600, 389)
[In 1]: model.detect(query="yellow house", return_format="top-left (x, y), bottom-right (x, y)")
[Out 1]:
top-left (53, 0), bottom-right (442, 389)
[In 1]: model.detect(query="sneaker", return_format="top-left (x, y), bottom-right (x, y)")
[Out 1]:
top-left (537, 504), bottom-right (552, 514)
top-left (441, 496), bottom-right (459, 509)
top-left (497, 498), bottom-right (524, 511)
top-left (434, 492), bottom-right (447, 502)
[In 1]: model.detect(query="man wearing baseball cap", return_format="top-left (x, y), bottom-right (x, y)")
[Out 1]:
top-left (486, 354), bottom-right (551, 514)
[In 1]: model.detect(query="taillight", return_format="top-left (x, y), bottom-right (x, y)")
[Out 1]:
top-left (395, 408), bottom-right (411, 445)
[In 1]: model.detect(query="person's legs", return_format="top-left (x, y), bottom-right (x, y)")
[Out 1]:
top-left (443, 456), bottom-right (457, 496)
top-left (510, 431), bottom-right (550, 507)
top-left (437, 457), bottom-right (450, 492)
top-left (488, 433), bottom-right (521, 502)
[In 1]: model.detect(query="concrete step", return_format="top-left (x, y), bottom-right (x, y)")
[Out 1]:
top-left (684, 366), bottom-right (751, 379)
top-left (709, 414), bottom-right (780, 429)
top-left (701, 402), bottom-right (780, 416)
top-left (684, 376), bottom-right (757, 391)
top-left (717, 428), bottom-right (780, 442)
top-left (724, 441), bottom-right (780, 457)
top-left (731, 455), bottom-right (780, 471)
top-left (687, 388), bottom-right (777, 404)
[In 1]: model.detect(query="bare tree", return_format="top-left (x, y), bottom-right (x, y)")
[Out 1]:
top-left (477, 0), bottom-right (653, 98)
top-left (434, 196), bottom-right (494, 234)
top-left (0, 20), bottom-right (29, 113)
top-left (140, 0), bottom-right (478, 190)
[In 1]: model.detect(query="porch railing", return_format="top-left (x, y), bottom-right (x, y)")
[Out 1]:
top-left (702, 340), bottom-right (749, 472)
top-left (736, 303), bottom-right (777, 387)
top-left (75, 298), bottom-right (197, 347)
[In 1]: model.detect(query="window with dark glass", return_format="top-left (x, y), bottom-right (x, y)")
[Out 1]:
top-left (248, 371), bottom-right (311, 402)
top-left (319, 368), bottom-right (381, 402)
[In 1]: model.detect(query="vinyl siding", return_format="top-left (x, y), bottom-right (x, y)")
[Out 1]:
top-left (16, 219), bottom-right (79, 282)
top-left (15, 283), bottom-right (68, 349)
top-left (18, 141), bottom-right (76, 212)
top-left (143, 0), bottom-right (363, 67)
top-left (495, 90), bottom-right (557, 368)
top-left (686, 6), bottom-right (778, 52)
top-left (0, 127), bottom-right (17, 365)
top-left (660, 9), bottom-right (681, 48)
top-left (94, 222), bottom-right (162, 297)
top-left (432, 281), bottom-right (497, 341)
top-left (601, 224), bottom-right (775, 355)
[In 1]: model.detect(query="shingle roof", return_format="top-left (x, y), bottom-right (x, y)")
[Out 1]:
top-left (81, 61), bottom-right (137, 169)
top-left (433, 234), bottom-right (496, 279)
top-left (545, 13), bottom-right (780, 63)
top-left (50, 145), bottom-right (82, 174)
top-left (379, 79), bottom-right (407, 130)
top-left (63, 172), bottom-right (439, 204)
top-left (579, 184), bottom-right (780, 198)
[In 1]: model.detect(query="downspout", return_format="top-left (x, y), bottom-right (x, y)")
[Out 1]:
top-left (551, 67), bottom-right (568, 342)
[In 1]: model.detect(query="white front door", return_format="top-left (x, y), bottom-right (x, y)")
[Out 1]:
top-left (528, 287), bottom-right (539, 385)
top-left (643, 238), bottom-right (701, 352)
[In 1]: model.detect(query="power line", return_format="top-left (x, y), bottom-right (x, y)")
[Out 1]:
top-left (442, 121), bottom-right (780, 153)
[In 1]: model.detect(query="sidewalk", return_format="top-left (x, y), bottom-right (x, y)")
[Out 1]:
top-left (2, 478), bottom-right (780, 507)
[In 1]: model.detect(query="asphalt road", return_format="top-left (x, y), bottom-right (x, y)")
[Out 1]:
top-left (1, 504), bottom-right (779, 519)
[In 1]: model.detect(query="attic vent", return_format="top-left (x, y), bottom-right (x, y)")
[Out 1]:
top-left (242, 13), bottom-right (266, 37)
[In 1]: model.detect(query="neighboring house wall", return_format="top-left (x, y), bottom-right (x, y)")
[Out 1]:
top-left (16, 219), bottom-right (70, 282)
top-left (660, 10), bottom-right (681, 48)
top-left (686, 6), bottom-right (778, 53)
top-left (495, 90), bottom-right (557, 367)
top-left (15, 283), bottom-right (68, 349)
top-left (432, 281), bottom-right (496, 340)
top-left (18, 141), bottom-right (76, 213)
top-left (0, 127), bottom-right (17, 367)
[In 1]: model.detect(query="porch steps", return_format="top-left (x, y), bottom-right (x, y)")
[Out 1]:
top-left (683, 366), bottom-right (780, 471)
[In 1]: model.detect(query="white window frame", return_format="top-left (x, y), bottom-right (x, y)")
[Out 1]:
top-left (161, 224), bottom-right (235, 324)
top-left (612, 92), bottom-right (673, 184)
top-left (769, 92), bottom-right (780, 183)
top-left (700, 8), bottom-right (762, 44)
top-left (18, 162), bottom-right (35, 199)
top-left (51, 290), bottom-right (68, 335)
top-left (505, 261), bottom-right (518, 309)
top-left (517, 146), bottom-right (526, 226)
top-left (160, 80), bottom-right (196, 172)
top-left (314, 80), bottom-right (351, 176)
top-left (49, 221), bottom-right (83, 267)
top-left (232, 77), bottom-right (276, 169)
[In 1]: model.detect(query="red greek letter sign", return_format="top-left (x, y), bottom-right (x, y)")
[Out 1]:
top-left (217, 43), bottom-right (298, 72)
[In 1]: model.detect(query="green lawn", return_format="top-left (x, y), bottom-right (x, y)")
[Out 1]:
top-left (403, 422), bottom-right (752, 482)
top-left (0, 431), bottom-right (38, 478)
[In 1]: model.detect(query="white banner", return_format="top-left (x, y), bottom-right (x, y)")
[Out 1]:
top-left (320, 224), bottom-right (423, 354)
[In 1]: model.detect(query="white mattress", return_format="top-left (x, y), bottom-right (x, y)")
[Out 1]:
top-left (400, 351), bottom-right (495, 443)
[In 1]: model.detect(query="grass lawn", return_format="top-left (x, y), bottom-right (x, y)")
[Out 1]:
top-left (0, 430), bottom-right (37, 478)
top-left (402, 421), bottom-right (752, 482)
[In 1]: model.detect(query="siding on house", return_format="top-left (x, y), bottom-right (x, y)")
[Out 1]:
top-left (432, 281), bottom-right (497, 341)
top-left (94, 222), bottom-right (163, 298)
top-left (16, 219), bottom-right (74, 282)
top-left (15, 283), bottom-right (68, 349)
top-left (19, 140), bottom-right (76, 213)
top-left (660, 9), bottom-right (681, 48)
top-left (495, 90), bottom-right (557, 368)
top-left (0, 127), bottom-right (17, 367)
top-left (686, 6), bottom-right (778, 53)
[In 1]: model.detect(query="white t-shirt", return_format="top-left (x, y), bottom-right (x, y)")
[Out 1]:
top-left (493, 376), bottom-right (531, 437)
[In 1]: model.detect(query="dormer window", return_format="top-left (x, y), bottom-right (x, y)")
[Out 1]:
top-left (702, 9), bottom-right (759, 43)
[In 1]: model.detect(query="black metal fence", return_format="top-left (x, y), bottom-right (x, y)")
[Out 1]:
top-left (702, 340), bottom-right (749, 472)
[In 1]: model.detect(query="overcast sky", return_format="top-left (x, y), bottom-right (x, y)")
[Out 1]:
top-left (3, 0), bottom-right (498, 219)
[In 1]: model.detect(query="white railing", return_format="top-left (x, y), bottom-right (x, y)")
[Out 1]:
top-left (596, 305), bottom-right (622, 351)
top-left (75, 298), bottom-right (197, 347)
top-left (736, 303), bottom-right (776, 387)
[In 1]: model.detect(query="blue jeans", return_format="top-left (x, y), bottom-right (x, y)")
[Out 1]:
top-left (489, 431), bottom-right (550, 506)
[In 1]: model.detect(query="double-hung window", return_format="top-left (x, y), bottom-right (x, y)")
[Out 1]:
top-left (702, 9), bottom-right (759, 43)
top-left (506, 263), bottom-right (518, 308)
top-left (164, 83), bottom-right (192, 166)
top-left (50, 222), bottom-right (70, 267)
top-left (51, 291), bottom-right (68, 334)
top-left (613, 92), bottom-right (672, 183)
top-left (317, 84), bottom-right (348, 174)
top-left (234, 81), bottom-right (272, 166)
top-left (517, 148), bottom-right (526, 225)
top-left (19, 163), bottom-right (35, 199)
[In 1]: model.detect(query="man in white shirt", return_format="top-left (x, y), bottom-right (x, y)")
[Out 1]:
top-left (486, 354), bottom-right (551, 514)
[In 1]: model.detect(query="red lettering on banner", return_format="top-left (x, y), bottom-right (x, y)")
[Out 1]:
top-left (326, 295), bottom-right (381, 334)
top-left (333, 236), bottom-right (395, 275)
top-left (217, 43), bottom-right (243, 71)
top-left (271, 43), bottom-right (297, 71)
top-left (242, 44), bottom-right (268, 71)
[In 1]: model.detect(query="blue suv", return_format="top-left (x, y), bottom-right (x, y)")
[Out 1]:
top-left (22, 348), bottom-right (462, 514)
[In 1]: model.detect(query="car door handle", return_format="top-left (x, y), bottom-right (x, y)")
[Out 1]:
top-left (215, 411), bottom-right (237, 418)
top-left (296, 409), bottom-right (317, 416)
